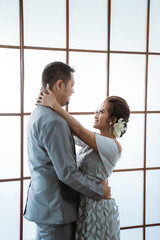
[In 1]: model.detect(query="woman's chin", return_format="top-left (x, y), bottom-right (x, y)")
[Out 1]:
top-left (93, 124), bottom-right (98, 129)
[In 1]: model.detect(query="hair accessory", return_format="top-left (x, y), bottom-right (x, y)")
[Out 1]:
top-left (113, 118), bottom-right (126, 138)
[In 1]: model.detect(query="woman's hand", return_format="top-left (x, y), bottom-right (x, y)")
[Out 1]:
top-left (37, 84), bottom-right (58, 109)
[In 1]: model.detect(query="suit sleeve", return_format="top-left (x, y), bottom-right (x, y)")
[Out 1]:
top-left (41, 119), bottom-right (103, 200)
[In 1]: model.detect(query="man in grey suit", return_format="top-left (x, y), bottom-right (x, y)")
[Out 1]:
top-left (24, 61), bottom-right (111, 240)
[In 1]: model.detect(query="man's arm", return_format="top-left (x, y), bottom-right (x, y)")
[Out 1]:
top-left (41, 118), bottom-right (110, 200)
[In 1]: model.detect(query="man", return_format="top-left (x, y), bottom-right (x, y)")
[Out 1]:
top-left (24, 61), bottom-right (111, 240)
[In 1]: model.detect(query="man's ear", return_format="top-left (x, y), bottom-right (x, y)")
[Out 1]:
top-left (54, 80), bottom-right (64, 92)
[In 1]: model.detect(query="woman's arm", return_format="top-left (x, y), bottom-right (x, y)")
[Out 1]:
top-left (38, 86), bottom-right (98, 151)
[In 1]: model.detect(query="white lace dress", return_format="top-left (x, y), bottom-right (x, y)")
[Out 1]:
top-left (75, 134), bottom-right (121, 240)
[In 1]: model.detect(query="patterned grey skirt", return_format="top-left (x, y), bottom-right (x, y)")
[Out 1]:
top-left (75, 195), bottom-right (120, 240)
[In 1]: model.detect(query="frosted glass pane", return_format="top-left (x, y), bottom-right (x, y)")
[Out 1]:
top-left (24, 50), bottom-right (66, 112)
top-left (0, 0), bottom-right (19, 45)
top-left (0, 48), bottom-right (20, 113)
top-left (115, 114), bottom-right (144, 170)
top-left (109, 54), bottom-right (145, 111)
top-left (147, 56), bottom-right (160, 110)
top-left (146, 226), bottom-right (160, 240)
top-left (0, 117), bottom-right (20, 179)
top-left (23, 180), bottom-right (36, 240)
top-left (146, 170), bottom-right (160, 224)
top-left (69, 52), bottom-right (107, 112)
top-left (121, 228), bottom-right (143, 240)
top-left (109, 171), bottom-right (143, 227)
top-left (73, 114), bottom-right (97, 132)
top-left (69, 0), bottom-right (107, 50)
top-left (24, 116), bottom-right (30, 177)
top-left (24, 0), bottom-right (66, 48)
top-left (146, 114), bottom-right (160, 167)
top-left (149, 0), bottom-right (160, 52)
top-left (0, 181), bottom-right (20, 239)
top-left (110, 0), bottom-right (147, 51)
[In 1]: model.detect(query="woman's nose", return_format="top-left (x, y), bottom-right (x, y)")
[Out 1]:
top-left (94, 114), bottom-right (98, 119)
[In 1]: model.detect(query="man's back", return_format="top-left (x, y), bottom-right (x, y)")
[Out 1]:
top-left (24, 105), bottom-right (79, 224)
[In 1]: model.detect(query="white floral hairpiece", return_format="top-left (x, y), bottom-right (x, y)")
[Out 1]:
top-left (113, 118), bottom-right (126, 138)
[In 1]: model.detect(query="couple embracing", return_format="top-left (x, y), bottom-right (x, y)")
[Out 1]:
top-left (24, 61), bottom-right (130, 240)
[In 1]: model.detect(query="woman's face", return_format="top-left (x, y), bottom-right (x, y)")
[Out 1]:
top-left (93, 101), bottom-right (110, 130)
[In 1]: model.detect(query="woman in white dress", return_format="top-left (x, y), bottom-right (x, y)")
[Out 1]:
top-left (37, 87), bottom-right (130, 240)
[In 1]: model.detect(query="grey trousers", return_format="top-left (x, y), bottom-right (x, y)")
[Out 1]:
top-left (36, 222), bottom-right (76, 240)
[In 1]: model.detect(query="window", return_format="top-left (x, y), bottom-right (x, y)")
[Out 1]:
top-left (0, 0), bottom-right (160, 239)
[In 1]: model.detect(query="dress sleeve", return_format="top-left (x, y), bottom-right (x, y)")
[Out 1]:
top-left (95, 134), bottom-right (120, 177)
top-left (74, 136), bottom-right (86, 147)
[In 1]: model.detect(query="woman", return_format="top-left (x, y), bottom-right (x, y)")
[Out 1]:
top-left (37, 86), bottom-right (130, 240)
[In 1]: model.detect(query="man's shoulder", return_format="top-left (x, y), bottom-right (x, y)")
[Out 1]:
top-left (30, 106), bottom-right (69, 128)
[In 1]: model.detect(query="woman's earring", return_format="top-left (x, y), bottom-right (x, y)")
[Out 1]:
top-left (109, 122), bottom-right (112, 126)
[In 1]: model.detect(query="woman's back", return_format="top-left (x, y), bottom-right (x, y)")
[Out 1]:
top-left (75, 134), bottom-right (121, 240)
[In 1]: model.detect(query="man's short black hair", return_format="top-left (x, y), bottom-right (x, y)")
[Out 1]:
top-left (42, 61), bottom-right (75, 89)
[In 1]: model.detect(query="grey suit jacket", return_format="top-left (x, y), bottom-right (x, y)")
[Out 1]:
top-left (23, 105), bottom-right (103, 224)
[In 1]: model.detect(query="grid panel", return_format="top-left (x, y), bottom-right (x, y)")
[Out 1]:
top-left (0, 0), bottom-right (160, 239)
